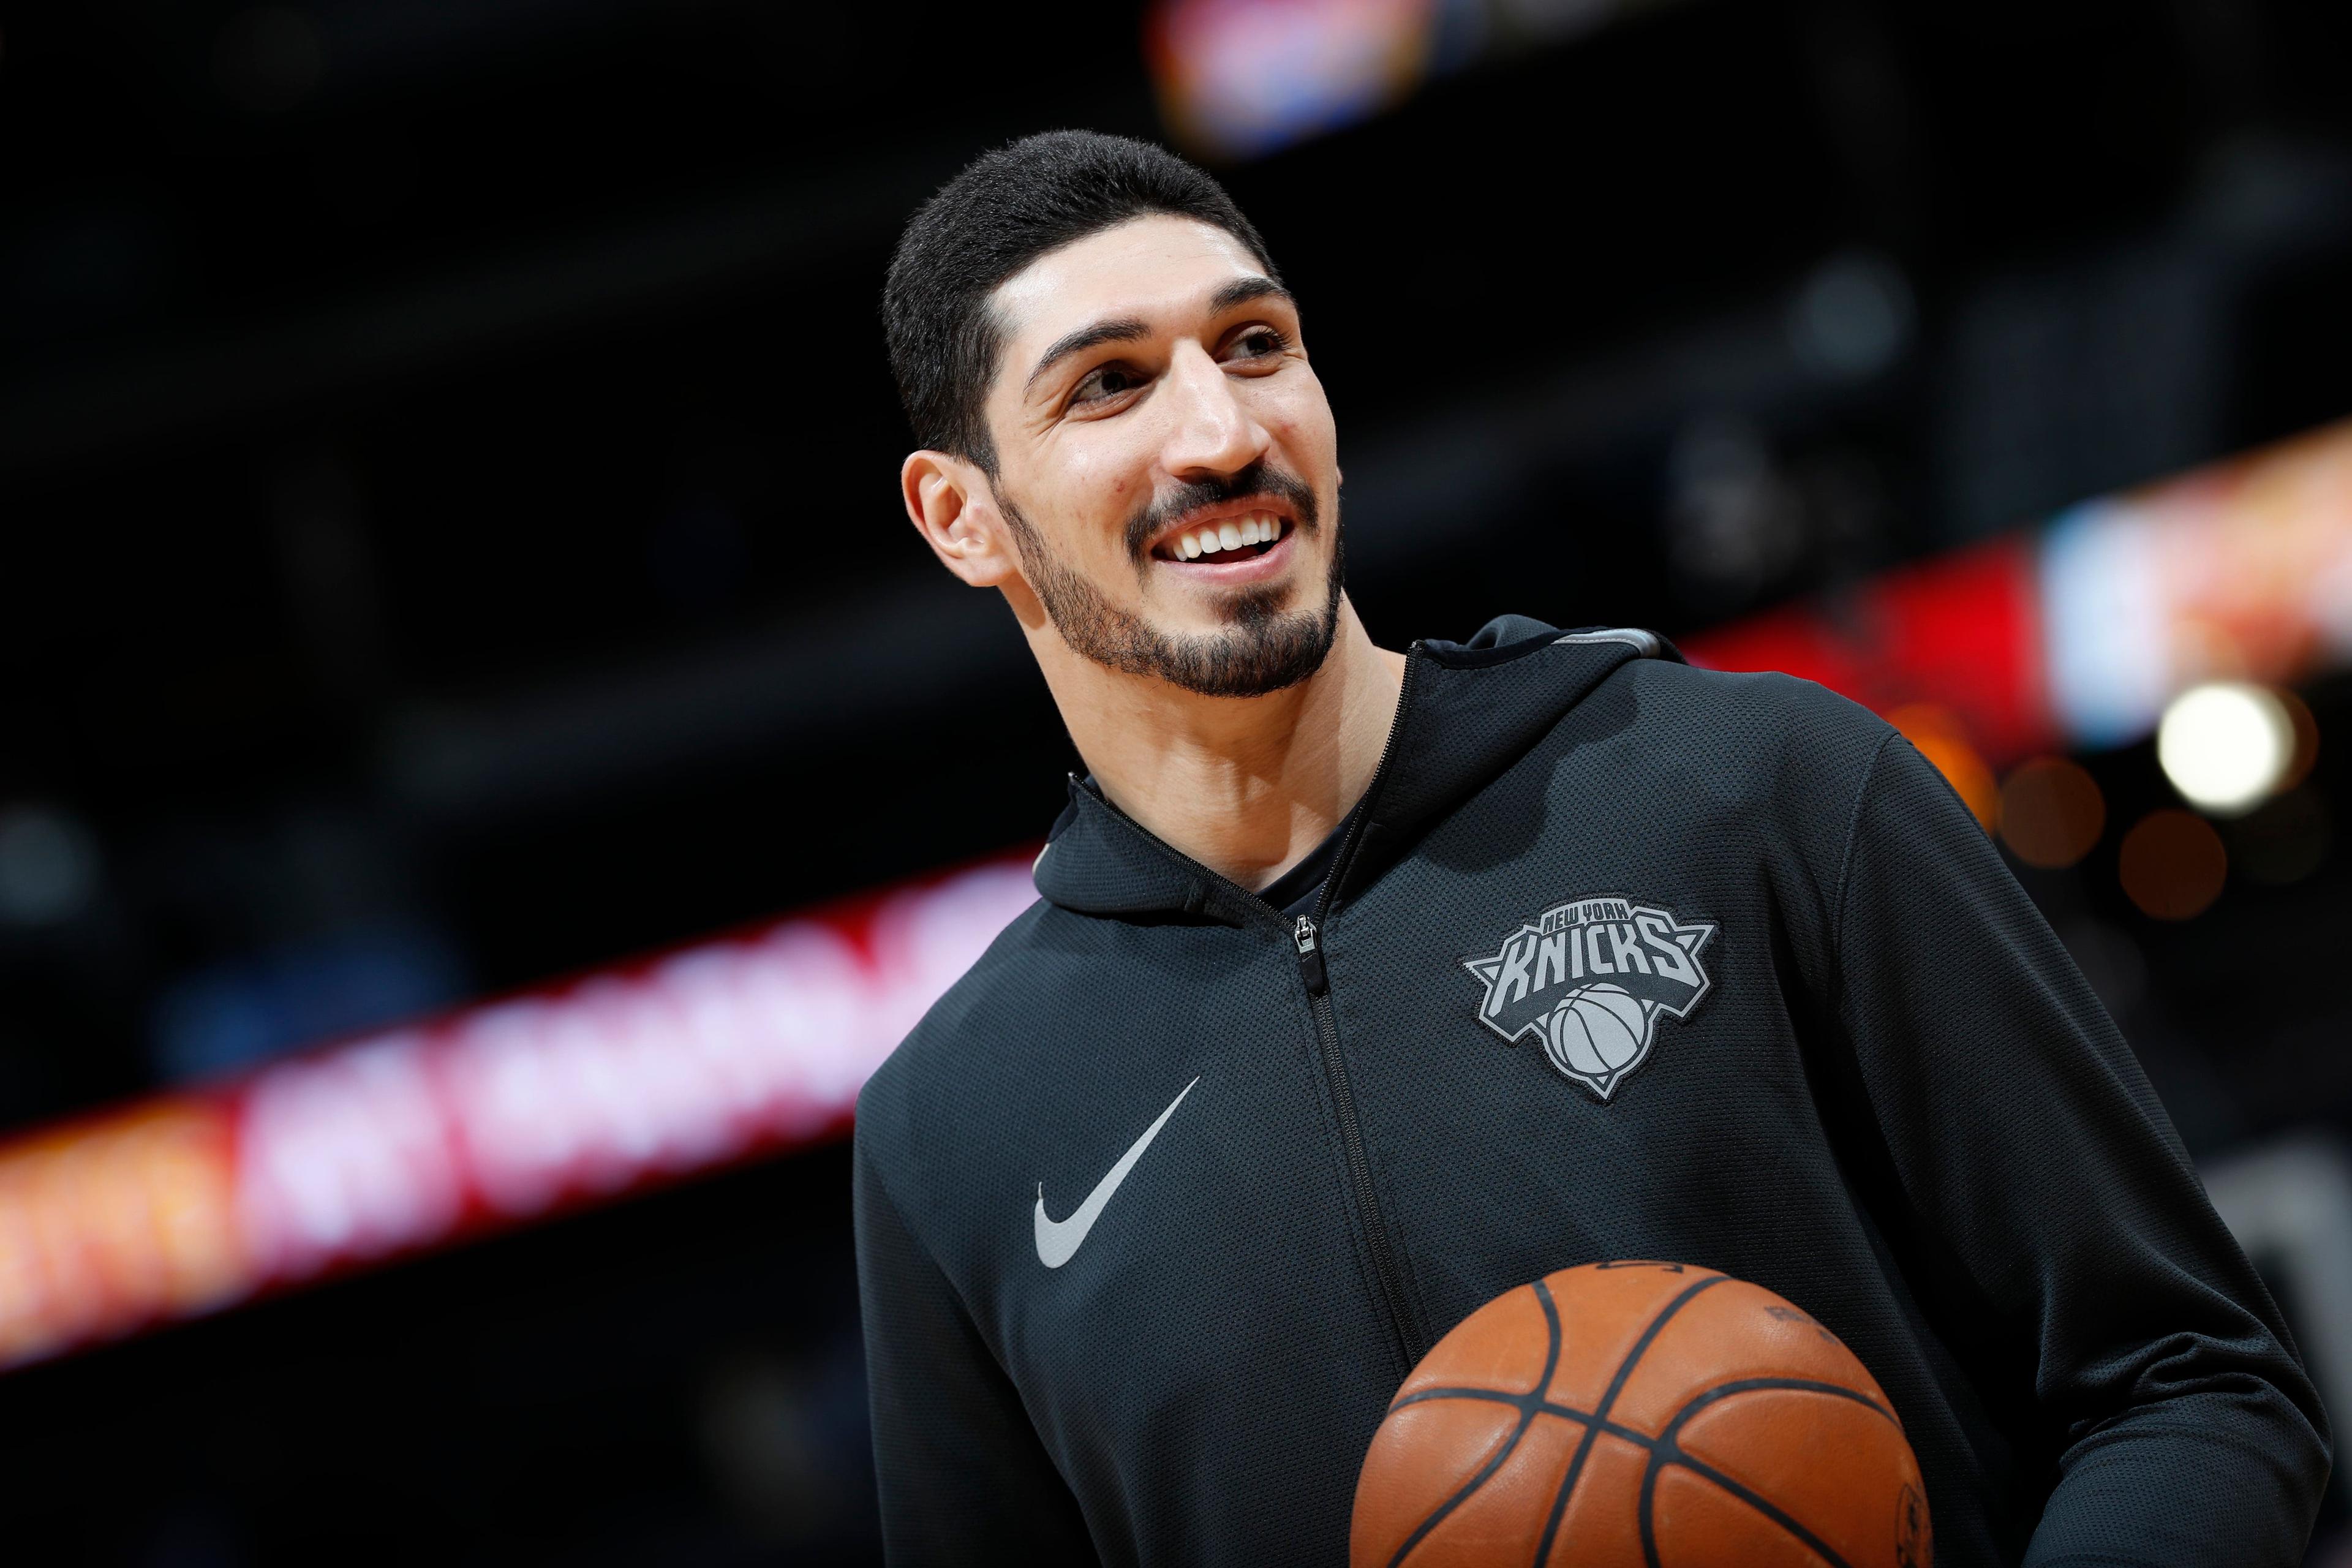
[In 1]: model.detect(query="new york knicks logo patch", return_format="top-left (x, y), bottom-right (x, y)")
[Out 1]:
top-left (1463, 895), bottom-right (1717, 1099)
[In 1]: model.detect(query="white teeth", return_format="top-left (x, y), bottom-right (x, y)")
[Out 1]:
top-left (1166, 516), bottom-right (1287, 559)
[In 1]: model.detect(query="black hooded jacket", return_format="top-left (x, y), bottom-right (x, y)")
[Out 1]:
top-left (853, 616), bottom-right (2328, 1566)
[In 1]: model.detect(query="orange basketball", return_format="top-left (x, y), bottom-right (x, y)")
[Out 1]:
top-left (1352, 1261), bottom-right (1931, 1568)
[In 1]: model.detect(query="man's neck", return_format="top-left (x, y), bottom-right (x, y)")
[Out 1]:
top-left (1029, 598), bottom-right (1407, 892)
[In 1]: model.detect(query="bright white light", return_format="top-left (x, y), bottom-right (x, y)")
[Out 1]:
top-left (2157, 682), bottom-right (2294, 815)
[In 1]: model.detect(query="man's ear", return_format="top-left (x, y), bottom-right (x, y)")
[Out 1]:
top-left (902, 450), bottom-right (1020, 590)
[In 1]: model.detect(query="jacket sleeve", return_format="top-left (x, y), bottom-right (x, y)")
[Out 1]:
top-left (1826, 730), bottom-right (2330, 1566)
top-left (853, 1129), bottom-right (1098, 1566)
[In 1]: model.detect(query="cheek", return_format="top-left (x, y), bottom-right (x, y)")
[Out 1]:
top-left (1077, 456), bottom-right (1144, 515)
top-left (1256, 371), bottom-right (1339, 469)
top-left (1052, 437), bottom-right (1157, 547)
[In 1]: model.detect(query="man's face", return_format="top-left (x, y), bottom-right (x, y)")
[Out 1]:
top-left (978, 215), bottom-right (1343, 697)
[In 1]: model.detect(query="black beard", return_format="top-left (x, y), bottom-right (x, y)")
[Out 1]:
top-left (999, 482), bottom-right (1344, 699)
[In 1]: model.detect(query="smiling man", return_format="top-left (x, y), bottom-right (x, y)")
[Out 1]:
top-left (852, 132), bottom-right (2327, 1566)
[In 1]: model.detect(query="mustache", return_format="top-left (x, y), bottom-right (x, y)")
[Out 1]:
top-left (1122, 462), bottom-right (1321, 565)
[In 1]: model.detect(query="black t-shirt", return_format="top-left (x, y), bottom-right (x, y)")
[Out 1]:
top-left (1259, 800), bottom-right (1364, 917)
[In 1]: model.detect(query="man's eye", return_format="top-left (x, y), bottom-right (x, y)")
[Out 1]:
top-left (1228, 326), bottom-right (1289, 361)
top-left (1072, 364), bottom-right (1142, 405)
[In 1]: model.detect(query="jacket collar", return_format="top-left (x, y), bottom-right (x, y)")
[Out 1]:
top-left (1033, 617), bottom-right (1678, 925)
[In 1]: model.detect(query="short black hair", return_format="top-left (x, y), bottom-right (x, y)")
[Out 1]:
top-left (883, 129), bottom-right (1280, 474)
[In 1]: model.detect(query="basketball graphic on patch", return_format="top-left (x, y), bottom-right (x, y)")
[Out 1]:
top-left (1544, 984), bottom-right (1648, 1082)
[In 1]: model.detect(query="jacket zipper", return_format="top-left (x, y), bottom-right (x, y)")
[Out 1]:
top-left (1293, 913), bottom-right (1416, 1371)
top-left (1294, 646), bottom-right (1424, 1372)
top-left (1074, 646), bottom-right (1429, 1373)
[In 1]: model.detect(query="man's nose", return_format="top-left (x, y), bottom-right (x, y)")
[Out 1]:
top-left (1158, 341), bottom-right (1270, 480)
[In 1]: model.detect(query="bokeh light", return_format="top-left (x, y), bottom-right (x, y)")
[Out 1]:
top-left (1147, 0), bottom-right (1442, 159)
top-left (0, 805), bottom-right (101, 928)
top-left (2157, 682), bottom-right (2296, 815)
top-left (2119, 809), bottom-right (2229, 920)
top-left (1999, 757), bottom-right (2106, 869)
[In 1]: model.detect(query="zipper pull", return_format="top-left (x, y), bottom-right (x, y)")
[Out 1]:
top-left (1294, 914), bottom-right (1329, 995)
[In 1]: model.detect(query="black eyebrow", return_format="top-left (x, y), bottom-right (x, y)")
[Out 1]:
top-left (1207, 276), bottom-right (1292, 315)
top-left (1022, 276), bottom-right (1296, 395)
top-left (1025, 317), bottom-right (1150, 393)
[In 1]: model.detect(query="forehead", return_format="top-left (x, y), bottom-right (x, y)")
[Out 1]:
top-left (990, 214), bottom-right (1272, 368)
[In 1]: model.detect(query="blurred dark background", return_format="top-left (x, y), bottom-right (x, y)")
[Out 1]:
top-left (4, 0), bottom-right (2352, 1561)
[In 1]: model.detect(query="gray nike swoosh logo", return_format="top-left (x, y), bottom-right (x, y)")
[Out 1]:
top-left (1033, 1076), bottom-right (1199, 1269)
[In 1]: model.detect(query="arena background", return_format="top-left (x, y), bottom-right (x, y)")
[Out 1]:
top-left (5, 1), bottom-right (2352, 1561)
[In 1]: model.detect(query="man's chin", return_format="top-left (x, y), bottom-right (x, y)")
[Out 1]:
top-left (1007, 490), bottom-right (1347, 698)
top-left (1163, 579), bottom-right (1308, 633)
top-left (1145, 617), bottom-right (1337, 698)
top-left (1114, 539), bottom-right (1346, 698)
top-left (1084, 585), bottom-right (1337, 698)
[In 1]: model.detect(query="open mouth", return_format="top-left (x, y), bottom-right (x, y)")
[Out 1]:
top-left (1150, 511), bottom-right (1291, 564)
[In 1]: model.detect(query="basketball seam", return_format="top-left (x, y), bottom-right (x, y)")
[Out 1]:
top-left (1640, 1453), bottom-right (1860, 1568)
top-left (1384, 1384), bottom-right (1894, 1567)
top-left (1382, 1278), bottom-right (1567, 1568)
top-left (1530, 1271), bottom-right (1729, 1568)
top-left (1389, 1387), bottom-right (1652, 1446)
top-left (1635, 1377), bottom-right (1898, 1568)
top-left (1657, 1375), bottom-right (1896, 1431)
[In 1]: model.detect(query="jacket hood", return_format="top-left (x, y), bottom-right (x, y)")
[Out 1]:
top-left (1033, 616), bottom-right (1680, 924)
